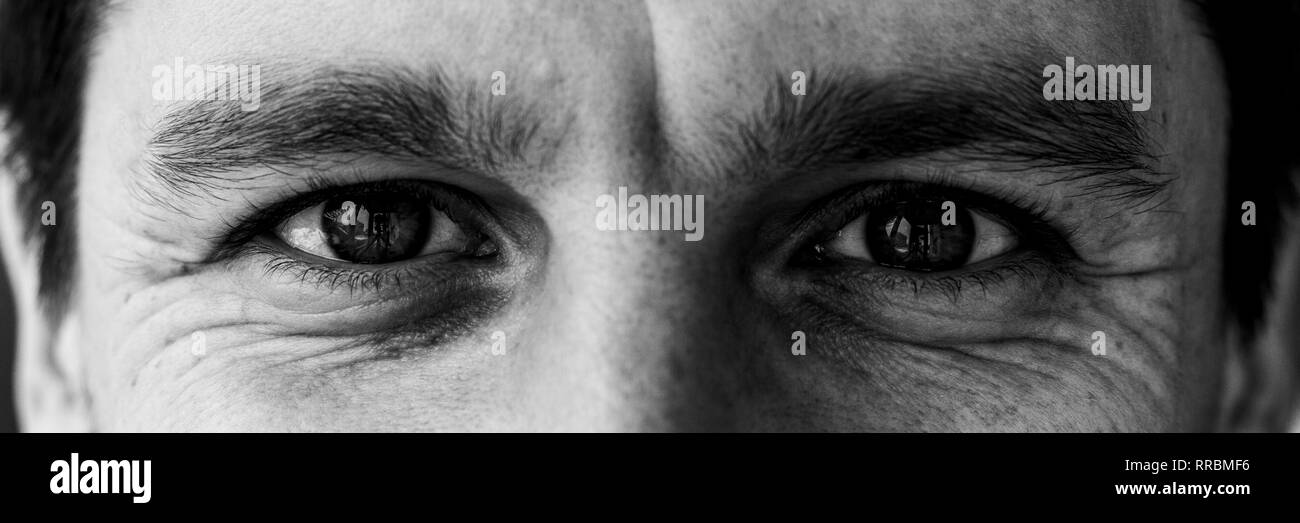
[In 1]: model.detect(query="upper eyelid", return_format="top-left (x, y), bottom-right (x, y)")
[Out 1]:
top-left (793, 181), bottom-right (1025, 237)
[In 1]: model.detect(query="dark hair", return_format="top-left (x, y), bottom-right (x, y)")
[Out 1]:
top-left (0, 0), bottom-right (1295, 338)
top-left (1193, 0), bottom-right (1299, 342)
top-left (0, 0), bottom-right (101, 322)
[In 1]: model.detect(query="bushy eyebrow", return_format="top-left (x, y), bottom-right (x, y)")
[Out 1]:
top-left (138, 55), bottom-right (1171, 217)
top-left (139, 62), bottom-right (551, 214)
top-left (719, 58), bottom-right (1172, 212)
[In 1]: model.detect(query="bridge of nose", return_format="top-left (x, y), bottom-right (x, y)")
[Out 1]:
top-left (497, 84), bottom-right (764, 431)
top-left (476, 3), bottom-right (794, 430)
top-left (506, 177), bottom-right (755, 430)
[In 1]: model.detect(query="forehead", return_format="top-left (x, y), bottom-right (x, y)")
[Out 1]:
top-left (102, 0), bottom-right (1163, 55)
top-left (86, 0), bottom-right (1186, 195)
top-left (94, 0), bottom-right (1169, 105)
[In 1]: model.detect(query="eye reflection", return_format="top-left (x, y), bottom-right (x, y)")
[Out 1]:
top-left (870, 199), bottom-right (975, 271)
top-left (819, 199), bottom-right (1018, 271)
top-left (322, 194), bottom-right (430, 263)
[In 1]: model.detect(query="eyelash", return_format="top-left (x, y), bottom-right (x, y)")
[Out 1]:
top-left (209, 177), bottom-right (500, 293)
top-left (793, 179), bottom-right (1081, 300)
top-left (211, 173), bottom-right (1075, 299)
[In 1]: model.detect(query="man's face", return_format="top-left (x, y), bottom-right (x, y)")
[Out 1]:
top-left (70, 0), bottom-right (1227, 431)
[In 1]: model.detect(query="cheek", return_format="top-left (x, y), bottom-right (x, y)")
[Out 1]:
top-left (745, 264), bottom-right (1215, 431)
top-left (87, 331), bottom-right (471, 432)
top-left (1164, 203), bottom-right (1227, 430)
top-left (76, 281), bottom-right (511, 431)
top-left (748, 339), bottom-right (1181, 432)
top-left (1160, 81), bottom-right (1230, 429)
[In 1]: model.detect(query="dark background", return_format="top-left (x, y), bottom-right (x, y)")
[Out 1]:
top-left (1, 243), bottom-right (16, 432)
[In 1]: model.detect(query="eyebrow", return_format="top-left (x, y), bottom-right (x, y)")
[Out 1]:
top-left (141, 56), bottom-right (1171, 216)
top-left (720, 58), bottom-right (1172, 211)
top-left (140, 63), bottom-right (551, 212)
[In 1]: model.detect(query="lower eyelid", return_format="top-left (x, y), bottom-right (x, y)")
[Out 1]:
top-left (243, 233), bottom-right (510, 297)
top-left (250, 244), bottom-right (406, 293)
top-left (802, 250), bottom-right (1072, 304)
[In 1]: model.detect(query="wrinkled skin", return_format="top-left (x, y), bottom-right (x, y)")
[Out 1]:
top-left (3, 0), bottom-right (1262, 431)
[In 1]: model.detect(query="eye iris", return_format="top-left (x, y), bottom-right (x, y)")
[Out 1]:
top-left (865, 199), bottom-right (974, 271)
top-left (322, 193), bottom-right (431, 263)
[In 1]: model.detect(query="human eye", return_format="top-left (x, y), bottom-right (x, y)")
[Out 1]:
top-left (185, 176), bottom-right (538, 363)
top-left (786, 181), bottom-right (1078, 304)
top-left (273, 184), bottom-right (498, 265)
top-left (211, 178), bottom-right (514, 295)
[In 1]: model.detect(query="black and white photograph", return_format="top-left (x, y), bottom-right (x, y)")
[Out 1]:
top-left (0, 0), bottom-right (1296, 509)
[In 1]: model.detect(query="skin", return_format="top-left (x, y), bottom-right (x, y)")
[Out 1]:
top-left (0, 0), bottom-right (1269, 432)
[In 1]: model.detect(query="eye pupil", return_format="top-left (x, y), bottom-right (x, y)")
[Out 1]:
top-left (323, 193), bottom-right (430, 263)
top-left (866, 199), bottom-right (974, 271)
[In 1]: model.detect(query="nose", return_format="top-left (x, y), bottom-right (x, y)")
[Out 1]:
top-left (513, 191), bottom-right (752, 431)
top-left (496, 62), bottom-right (755, 431)
top-left (474, 7), bottom-right (774, 430)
